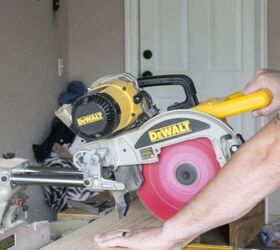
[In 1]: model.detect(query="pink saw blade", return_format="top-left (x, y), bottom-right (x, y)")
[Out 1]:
top-left (137, 137), bottom-right (221, 220)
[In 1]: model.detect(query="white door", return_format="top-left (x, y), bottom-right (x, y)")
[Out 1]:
top-left (136, 0), bottom-right (266, 140)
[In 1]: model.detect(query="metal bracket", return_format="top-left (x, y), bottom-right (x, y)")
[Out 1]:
top-left (73, 149), bottom-right (125, 191)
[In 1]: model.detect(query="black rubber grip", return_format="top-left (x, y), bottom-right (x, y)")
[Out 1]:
top-left (137, 74), bottom-right (199, 110)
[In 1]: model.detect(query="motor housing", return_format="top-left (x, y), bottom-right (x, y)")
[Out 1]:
top-left (71, 81), bottom-right (143, 140)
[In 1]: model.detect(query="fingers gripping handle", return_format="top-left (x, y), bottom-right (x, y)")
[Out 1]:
top-left (192, 89), bottom-right (272, 119)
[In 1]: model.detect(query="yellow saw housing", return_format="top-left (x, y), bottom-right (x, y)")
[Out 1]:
top-left (68, 79), bottom-right (144, 140)
top-left (88, 81), bottom-right (143, 131)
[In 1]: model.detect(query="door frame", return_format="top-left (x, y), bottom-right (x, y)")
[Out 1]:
top-left (124, 0), bottom-right (269, 223)
top-left (124, 0), bottom-right (140, 76)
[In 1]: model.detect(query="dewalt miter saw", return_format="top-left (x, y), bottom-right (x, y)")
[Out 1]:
top-left (4, 73), bottom-right (272, 221)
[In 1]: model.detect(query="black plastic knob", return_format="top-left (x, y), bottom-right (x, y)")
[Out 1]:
top-left (142, 71), bottom-right (153, 77)
top-left (143, 50), bottom-right (153, 59)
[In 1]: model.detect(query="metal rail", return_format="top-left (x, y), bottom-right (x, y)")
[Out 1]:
top-left (10, 166), bottom-right (84, 187)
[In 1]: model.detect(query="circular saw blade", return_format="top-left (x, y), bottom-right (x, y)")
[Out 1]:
top-left (137, 138), bottom-right (220, 220)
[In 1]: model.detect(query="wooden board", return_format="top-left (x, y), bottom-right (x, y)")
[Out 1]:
top-left (41, 199), bottom-right (264, 250)
top-left (57, 208), bottom-right (99, 221)
top-left (229, 200), bottom-right (264, 247)
top-left (41, 199), bottom-right (162, 250)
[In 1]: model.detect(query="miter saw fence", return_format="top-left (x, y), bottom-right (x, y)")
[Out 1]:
top-left (6, 73), bottom-right (272, 221)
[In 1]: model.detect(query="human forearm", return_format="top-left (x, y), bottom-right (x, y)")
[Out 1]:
top-left (162, 161), bottom-right (275, 244)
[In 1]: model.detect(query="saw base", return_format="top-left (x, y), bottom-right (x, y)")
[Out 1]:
top-left (0, 221), bottom-right (50, 250)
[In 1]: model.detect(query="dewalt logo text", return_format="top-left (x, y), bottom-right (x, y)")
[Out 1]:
top-left (77, 112), bottom-right (103, 126)
top-left (148, 121), bottom-right (191, 142)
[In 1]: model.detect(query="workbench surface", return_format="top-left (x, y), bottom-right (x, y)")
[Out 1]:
top-left (40, 199), bottom-right (162, 250)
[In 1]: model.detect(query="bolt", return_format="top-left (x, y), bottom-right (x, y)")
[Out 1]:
top-left (230, 145), bottom-right (239, 152)
top-left (182, 172), bottom-right (190, 179)
top-left (84, 179), bottom-right (90, 186)
top-left (1, 176), bottom-right (7, 182)
top-left (133, 95), bottom-right (142, 104)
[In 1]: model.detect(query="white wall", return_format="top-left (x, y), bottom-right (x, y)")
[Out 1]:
top-left (0, 0), bottom-right (69, 222)
top-left (68, 0), bottom-right (125, 85)
top-left (268, 0), bottom-right (280, 71)
top-left (267, 0), bottom-right (280, 222)
top-left (0, 0), bottom-right (68, 160)
top-left (0, 0), bottom-right (125, 223)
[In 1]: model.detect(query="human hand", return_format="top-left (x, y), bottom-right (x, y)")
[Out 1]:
top-left (94, 226), bottom-right (183, 250)
top-left (243, 69), bottom-right (280, 116)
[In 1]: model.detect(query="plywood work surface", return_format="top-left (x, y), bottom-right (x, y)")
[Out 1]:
top-left (40, 199), bottom-right (162, 250)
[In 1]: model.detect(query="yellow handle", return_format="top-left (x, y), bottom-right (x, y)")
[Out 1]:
top-left (192, 89), bottom-right (272, 119)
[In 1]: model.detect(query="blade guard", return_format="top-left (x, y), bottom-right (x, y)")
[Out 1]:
top-left (192, 89), bottom-right (272, 118)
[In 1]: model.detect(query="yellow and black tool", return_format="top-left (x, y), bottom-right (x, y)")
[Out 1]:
top-left (58, 76), bottom-right (144, 141)
top-left (3, 73), bottom-right (272, 249)
top-left (53, 73), bottom-right (273, 219)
